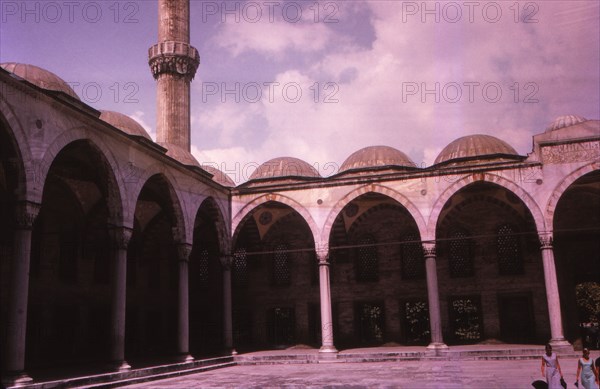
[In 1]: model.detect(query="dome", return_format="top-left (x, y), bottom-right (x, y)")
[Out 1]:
top-left (340, 145), bottom-right (416, 172)
top-left (546, 115), bottom-right (587, 132)
top-left (201, 165), bottom-right (235, 187)
top-left (434, 134), bottom-right (519, 165)
top-left (161, 143), bottom-right (201, 168)
top-left (249, 157), bottom-right (321, 181)
top-left (99, 110), bottom-right (152, 140)
top-left (1, 62), bottom-right (80, 100)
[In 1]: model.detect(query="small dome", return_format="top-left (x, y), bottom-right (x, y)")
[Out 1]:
top-left (546, 115), bottom-right (587, 132)
top-left (249, 157), bottom-right (321, 181)
top-left (201, 165), bottom-right (235, 187)
top-left (435, 134), bottom-right (519, 165)
top-left (340, 145), bottom-right (416, 172)
top-left (100, 110), bottom-right (152, 140)
top-left (161, 143), bottom-right (201, 168)
top-left (1, 62), bottom-right (80, 100)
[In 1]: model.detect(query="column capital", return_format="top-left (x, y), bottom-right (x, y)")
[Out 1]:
top-left (109, 226), bottom-right (133, 250)
top-left (539, 232), bottom-right (553, 249)
top-left (177, 243), bottom-right (193, 262)
top-left (316, 243), bottom-right (329, 264)
top-left (219, 254), bottom-right (233, 270)
top-left (14, 201), bottom-right (41, 230)
top-left (422, 242), bottom-right (436, 258)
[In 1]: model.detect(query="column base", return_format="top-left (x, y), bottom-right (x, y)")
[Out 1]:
top-left (319, 345), bottom-right (338, 353)
top-left (176, 353), bottom-right (195, 363)
top-left (108, 360), bottom-right (131, 372)
top-left (426, 342), bottom-right (449, 357)
top-left (2, 372), bottom-right (33, 388)
top-left (318, 345), bottom-right (338, 361)
top-left (549, 338), bottom-right (573, 352)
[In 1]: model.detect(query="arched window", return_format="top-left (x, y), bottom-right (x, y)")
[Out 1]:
top-left (497, 224), bottom-right (523, 275)
top-left (272, 243), bottom-right (291, 286)
top-left (232, 248), bottom-right (248, 287)
top-left (355, 236), bottom-right (378, 282)
top-left (448, 228), bottom-right (473, 278)
top-left (401, 234), bottom-right (425, 280)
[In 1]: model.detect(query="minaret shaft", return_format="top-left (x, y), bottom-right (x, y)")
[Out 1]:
top-left (149, 0), bottom-right (199, 151)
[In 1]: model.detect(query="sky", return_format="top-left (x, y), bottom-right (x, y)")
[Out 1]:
top-left (1, 0), bottom-right (599, 184)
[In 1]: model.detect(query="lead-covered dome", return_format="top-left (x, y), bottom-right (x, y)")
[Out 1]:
top-left (434, 134), bottom-right (519, 165)
top-left (249, 157), bottom-right (321, 181)
top-left (546, 115), bottom-right (587, 132)
top-left (100, 110), bottom-right (152, 140)
top-left (1, 62), bottom-right (80, 100)
top-left (340, 146), bottom-right (416, 172)
top-left (202, 165), bottom-right (235, 187)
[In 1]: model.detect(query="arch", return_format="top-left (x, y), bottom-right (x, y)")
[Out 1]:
top-left (0, 99), bottom-right (33, 199)
top-left (546, 160), bottom-right (600, 228)
top-left (232, 193), bottom-right (320, 247)
top-left (130, 171), bottom-right (188, 244)
top-left (321, 184), bottom-right (427, 246)
top-left (37, 128), bottom-right (125, 226)
top-left (426, 173), bottom-right (546, 240)
top-left (194, 196), bottom-right (231, 255)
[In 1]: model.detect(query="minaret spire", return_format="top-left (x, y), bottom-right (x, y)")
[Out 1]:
top-left (149, 0), bottom-right (199, 151)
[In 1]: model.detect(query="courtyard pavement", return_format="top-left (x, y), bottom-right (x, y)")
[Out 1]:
top-left (125, 355), bottom-right (589, 388)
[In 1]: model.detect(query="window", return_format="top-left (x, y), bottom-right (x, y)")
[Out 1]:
top-left (355, 236), bottom-right (378, 282)
top-left (197, 248), bottom-right (210, 287)
top-left (448, 229), bottom-right (473, 278)
top-left (401, 234), bottom-right (425, 279)
top-left (401, 300), bottom-right (430, 344)
top-left (497, 224), bottom-right (524, 275)
top-left (232, 248), bottom-right (248, 287)
top-left (355, 302), bottom-right (385, 343)
top-left (272, 244), bottom-right (291, 286)
top-left (449, 296), bottom-right (483, 342)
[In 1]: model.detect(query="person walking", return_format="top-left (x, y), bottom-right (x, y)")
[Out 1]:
top-left (542, 344), bottom-right (564, 389)
top-left (576, 348), bottom-right (599, 389)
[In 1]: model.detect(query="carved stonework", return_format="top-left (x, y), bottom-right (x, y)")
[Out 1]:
top-left (110, 227), bottom-right (133, 250)
top-left (541, 141), bottom-right (600, 164)
top-left (539, 234), bottom-right (553, 249)
top-left (14, 202), bottom-right (40, 230)
top-left (148, 42), bottom-right (200, 81)
top-left (177, 243), bottom-right (193, 262)
top-left (219, 254), bottom-right (233, 270)
top-left (422, 243), bottom-right (436, 258)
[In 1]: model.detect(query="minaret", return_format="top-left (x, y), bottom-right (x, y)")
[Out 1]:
top-left (149, 0), bottom-right (199, 151)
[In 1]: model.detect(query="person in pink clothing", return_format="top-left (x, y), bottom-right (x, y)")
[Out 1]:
top-left (541, 344), bottom-right (564, 389)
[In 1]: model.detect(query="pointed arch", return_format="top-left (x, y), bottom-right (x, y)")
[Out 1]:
top-left (232, 193), bottom-right (320, 246)
top-left (426, 173), bottom-right (546, 240)
top-left (130, 171), bottom-right (188, 244)
top-left (546, 160), bottom-right (600, 228)
top-left (321, 184), bottom-right (427, 246)
top-left (37, 128), bottom-right (125, 226)
top-left (194, 196), bottom-right (231, 255)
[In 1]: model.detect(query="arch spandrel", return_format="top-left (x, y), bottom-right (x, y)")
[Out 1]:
top-left (545, 161), bottom-right (600, 229)
top-left (37, 129), bottom-right (125, 226)
top-left (232, 193), bottom-right (320, 248)
top-left (0, 98), bottom-right (34, 200)
top-left (320, 184), bottom-right (427, 247)
top-left (426, 173), bottom-right (546, 240)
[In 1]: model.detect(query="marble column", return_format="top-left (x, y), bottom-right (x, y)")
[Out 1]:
top-left (2, 201), bottom-right (39, 387)
top-left (176, 243), bottom-right (194, 362)
top-left (108, 226), bottom-right (132, 371)
top-left (317, 248), bottom-right (337, 356)
top-left (219, 254), bottom-right (234, 352)
top-left (539, 233), bottom-right (570, 348)
top-left (423, 242), bottom-right (448, 351)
